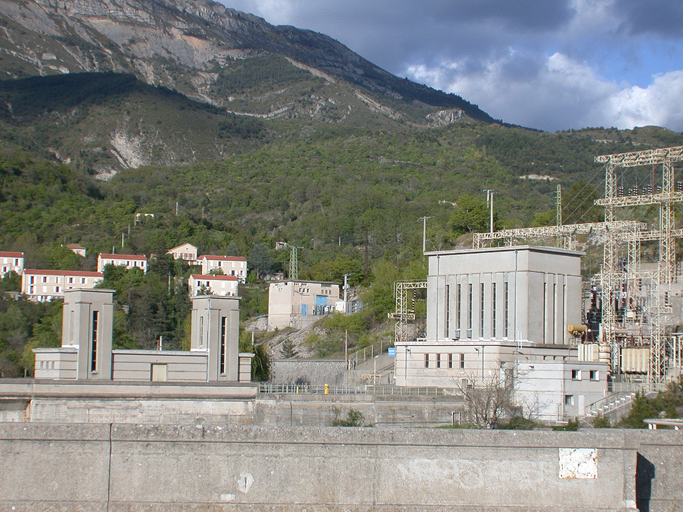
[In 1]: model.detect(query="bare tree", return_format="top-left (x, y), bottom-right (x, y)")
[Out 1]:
top-left (455, 367), bottom-right (517, 428)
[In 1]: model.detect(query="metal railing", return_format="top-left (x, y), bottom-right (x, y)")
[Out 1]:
top-left (258, 383), bottom-right (364, 395)
top-left (348, 340), bottom-right (390, 366)
top-left (365, 385), bottom-right (460, 397)
top-left (258, 383), bottom-right (461, 397)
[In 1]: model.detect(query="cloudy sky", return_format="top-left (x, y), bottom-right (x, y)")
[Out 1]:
top-left (217, 0), bottom-right (683, 133)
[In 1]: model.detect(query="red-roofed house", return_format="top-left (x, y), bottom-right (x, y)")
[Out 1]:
top-left (198, 255), bottom-right (247, 282)
top-left (167, 243), bottom-right (199, 264)
top-left (189, 274), bottom-right (239, 297)
top-left (21, 269), bottom-right (103, 302)
top-left (0, 251), bottom-right (24, 276)
top-left (97, 254), bottom-right (148, 273)
top-left (65, 243), bottom-right (87, 257)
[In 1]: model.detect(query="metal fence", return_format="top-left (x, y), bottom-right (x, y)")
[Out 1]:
top-left (258, 383), bottom-right (461, 397)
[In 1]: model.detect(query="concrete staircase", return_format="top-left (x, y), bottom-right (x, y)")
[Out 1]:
top-left (581, 392), bottom-right (636, 422)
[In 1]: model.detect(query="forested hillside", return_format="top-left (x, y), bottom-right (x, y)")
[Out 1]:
top-left (2, 119), bottom-right (683, 377)
top-left (1, 0), bottom-right (682, 379)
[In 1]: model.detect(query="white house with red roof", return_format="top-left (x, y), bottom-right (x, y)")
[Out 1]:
top-left (97, 253), bottom-right (148, 273)
top-left (189, 274), bottom-right (239, 297)
top-left (0, 251), bottom-right (24, 276)
top-left (167, 243), bottom-right (198, 263)
top-left (198, 255), bottom-right (247, 282)
top-left (21, 269), bottom-right (103, 301)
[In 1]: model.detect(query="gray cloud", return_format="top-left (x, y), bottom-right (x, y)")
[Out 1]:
top-left (613, 0), bottom-right (683, 38)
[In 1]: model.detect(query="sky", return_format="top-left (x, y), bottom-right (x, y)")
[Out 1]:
top-left (216, 0), bottom-right (683, 133)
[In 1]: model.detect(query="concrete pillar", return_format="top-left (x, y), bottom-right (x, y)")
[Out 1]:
top-left (191, 296), bottom-right (241, 382)
top-left (62, 289), bottom-right (115, 380)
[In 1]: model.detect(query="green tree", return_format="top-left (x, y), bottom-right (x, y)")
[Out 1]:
top-left (20, 303), bottom-right (62, 372)
top-left (251, 343), bottom-right (271, 381)
top-left (249, 243), bottom-right (275, 278)
top-left (450, 193), bottom-right (493, 235)
top-left (562, 181), bottom-right (602, 224)
top-left (618, 392), bottom-right (660, 428)
top-left (281, 337), bottom-right (297, 358)
top-left (0, 271), bottom-right (20, 292)
top-left (331, 408), bottom-right (368, 427)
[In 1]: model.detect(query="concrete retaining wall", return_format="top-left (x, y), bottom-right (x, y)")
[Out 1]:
top-left (255, 394), bottom-right (465, 427)
top-left (0, 381), bottom-right (463, 427)
top-left (270, 359), bottom-right (346, 385)
top-left (1, 423), bottom-right (671, 511)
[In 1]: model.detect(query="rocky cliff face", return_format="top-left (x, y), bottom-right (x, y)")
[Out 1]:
top-left (0, 0), bottom-right (490, 120)
top-left (0, 0), bottom-right (494, 173)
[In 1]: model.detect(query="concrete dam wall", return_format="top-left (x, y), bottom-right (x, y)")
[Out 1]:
top-left (0, 423), bottom-right (680, 511)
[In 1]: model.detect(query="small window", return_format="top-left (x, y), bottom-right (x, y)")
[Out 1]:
top-left (425, 354), bottom-right (430, 368)
top-left (590, 370), bottom-right (599, 381)
top-left (459, 353), bottom-right (465, 369)
top-left (564, 395), bottom-right (574, 405)
top-left (436, 354), bottom-right (442, 368)
top-left (448, 353), bottom-right (453, 369)
top-left (571, 369), bottom-right (581, 380)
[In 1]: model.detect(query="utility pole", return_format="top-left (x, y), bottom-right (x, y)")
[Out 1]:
top-left (484, 190), bottom-right (495, 233)
top-left (342, 273), bottom-right (351, 314)
top-left (419, 216), bottom-right (431, 253)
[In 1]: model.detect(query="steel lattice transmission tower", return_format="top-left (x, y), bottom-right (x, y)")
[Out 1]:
top-left (288, 246), bottom-right (304, 280)
top-left (390, 281), bottom-right (427, 343)
top-left (594, 146), bottom-right (683, 383)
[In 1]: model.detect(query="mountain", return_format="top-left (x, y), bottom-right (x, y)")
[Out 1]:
top-left (0, 0), bottom-right (495, 174)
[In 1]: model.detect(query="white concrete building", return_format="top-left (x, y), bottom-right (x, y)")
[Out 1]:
top-left (514, 360), bottom-right (607, 422)
top-left (189, 274), bottom-right (239, 297)
top-left (167, 243), bottom-right (198, 263)
top-left (268, 280), bottom-right (340, 331)
top-left (97, 254), bottom-right (148, 273)
top-left (394, 245), bottom-right (607, 422)
top-left (0, 251), bottom-right (24, 276)
top-left (34, 289), bottom-right (253, 383)
top-left (198, 255), bottom-right (247, 282)
top-left (21, 269), bottom-right (103, 302)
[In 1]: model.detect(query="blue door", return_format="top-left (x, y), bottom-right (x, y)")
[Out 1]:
top-left (301, 304), bottom-right (307, 316)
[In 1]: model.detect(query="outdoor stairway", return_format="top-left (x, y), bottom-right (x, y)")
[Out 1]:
top-left (581, 392), bottom-right (636, 420)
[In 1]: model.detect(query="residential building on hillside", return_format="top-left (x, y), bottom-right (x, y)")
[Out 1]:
top-left (65, 244), bottom-right (87, 257)
top-left (21, 269), bottom-right (103, 301)
top-left (167, 243), bottom-right (198, 263)
top-left (97, 253), bottom-right (148, 273)
top-left (198, 255), bottom-right (247, 282)
top-left (394, 245), bottom-right (607, 423)
top-left (268, 280), bottom-right (340, 331)
top-left (0, 251), bottom-right (24, 276)
top-left (189, 274), bottom-right (238, 297)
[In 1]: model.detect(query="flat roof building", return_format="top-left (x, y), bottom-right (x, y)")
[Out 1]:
top-left (268, 280), bottom-right (340, 331)
top-left (21, 269), bottom-right (103, 302)
top-left (394, 245), bottom-right (607, 423)
top-left (0, 251), bottom-right (24, 276)
top-left (97, 254), bottom-right (148, 273)
top-left (198, 255), bottom-right (247, 283)
top-left (189, 274), bottom-right (238, 297)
